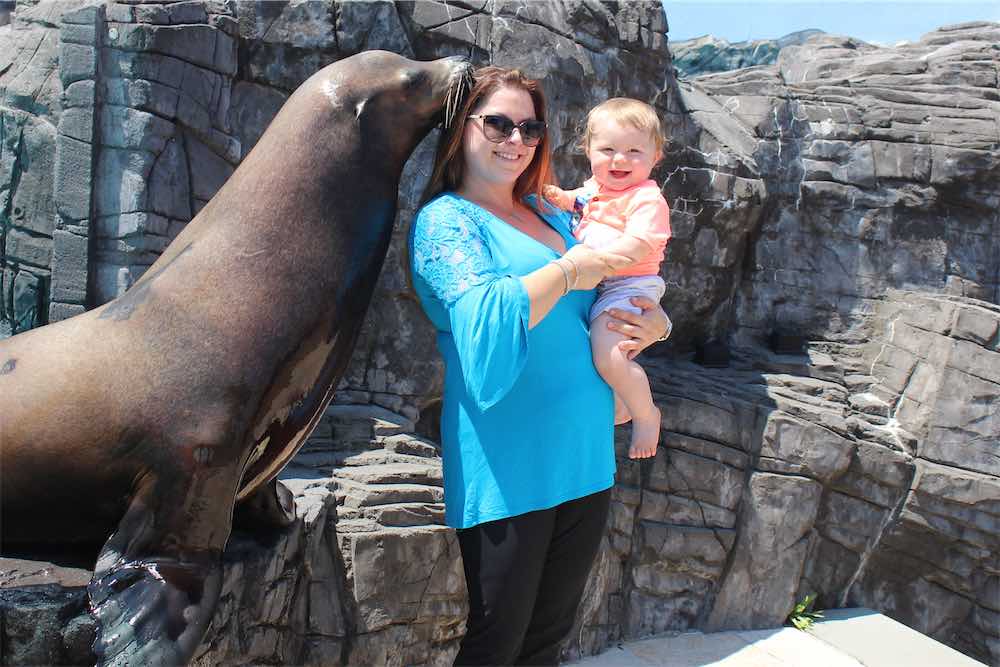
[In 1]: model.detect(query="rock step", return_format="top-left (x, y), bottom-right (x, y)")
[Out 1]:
top-left (333, 518), bottom-right (451, 535)
top-left (325, 403), bottom-right (415, 433)
top-left (335, 502), bottom-right (445, 528)
top-left (334, 479), bottom-right (444, 508)
top-left (378, 433), bottom-right (440, 458)
top-left (303, 404), bottom-right (416, 452)
top-left (293, 447), bottom-right (442, 471)
top-left (334, 462), bottom-right (442, 487)
top-left (340, 447), bottom-right (442, 467)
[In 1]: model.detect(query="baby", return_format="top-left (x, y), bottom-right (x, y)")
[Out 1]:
top-left (545, 98), bottom-right (671, 459)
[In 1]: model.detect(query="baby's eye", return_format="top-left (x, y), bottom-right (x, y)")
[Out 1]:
top-left (629, 148), bottom-right (643, 154)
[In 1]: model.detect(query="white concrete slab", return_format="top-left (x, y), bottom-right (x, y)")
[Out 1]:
top-left (572, 610), bottom-right (988, 667)
top-left (807, 608), bottom-right (989, 667)
top-left (571, 627), bottom-right (863, 667)
top-left (734, 628), bottom-right (865, 666)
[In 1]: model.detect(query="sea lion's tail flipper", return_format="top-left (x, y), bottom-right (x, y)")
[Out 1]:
top-left (86, 478), bottom-right (227, 666)
top-left (233, 477), bottom-right (296, 533)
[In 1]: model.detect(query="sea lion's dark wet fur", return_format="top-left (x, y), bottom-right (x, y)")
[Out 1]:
top-left (0, 51), bottom-right (472, 666)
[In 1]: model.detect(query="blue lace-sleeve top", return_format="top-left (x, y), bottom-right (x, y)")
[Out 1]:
top-left (409, 192), bottom-right (615, 528)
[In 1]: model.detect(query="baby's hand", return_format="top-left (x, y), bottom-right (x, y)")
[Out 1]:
top-left (543, 184), bottom-right (575, 211)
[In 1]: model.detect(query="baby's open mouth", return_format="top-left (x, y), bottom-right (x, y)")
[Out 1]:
top-left (610, 170), bottom-right (630, 178)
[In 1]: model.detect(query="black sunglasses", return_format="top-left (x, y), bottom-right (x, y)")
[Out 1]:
top-left (468, 114), bottom-right (547, 147)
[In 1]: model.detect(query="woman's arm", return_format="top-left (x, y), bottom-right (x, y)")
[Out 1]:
top-left (605, 296), bottom-right (672, 360)
top-left (522, 243), bottom-right (632, 328)
top-left (594, 234), bottom-right (651, 265)
top-left (410, 202), bottom-right (532, 410)
top-left (521, 261), bottom-right (570, 329)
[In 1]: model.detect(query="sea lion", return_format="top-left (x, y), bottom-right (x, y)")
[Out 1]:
top-left (0, 50), bottom-right (472, 666)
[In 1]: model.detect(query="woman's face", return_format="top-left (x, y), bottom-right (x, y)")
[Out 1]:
top-left (461, 85), bottom-right (538, 192)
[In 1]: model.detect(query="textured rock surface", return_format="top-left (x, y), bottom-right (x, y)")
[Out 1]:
top-left (1, 2), bottom-right (998, 666)
top-left (656, 25), bottom-right (1000, 354)
top-left (561, 292), bottom-right (999, 664)
top-left (0, 558), bottom-right (94, 666)
top-left (0, 1), bottom-right (68, 334)
top-left (670, 30), bottom-right (824, 78)
top-left (640, 27), bottom-right (999, 660)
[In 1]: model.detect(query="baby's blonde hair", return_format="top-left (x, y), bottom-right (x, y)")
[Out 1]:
top-left (582, 98), bottom-right (664, 155)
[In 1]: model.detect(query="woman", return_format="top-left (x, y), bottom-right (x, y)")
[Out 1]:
top-left (409, 67), bottom-right (670, 665)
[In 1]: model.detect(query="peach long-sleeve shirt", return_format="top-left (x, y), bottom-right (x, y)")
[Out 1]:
top-left (574, 178), bottom-right (671, 277)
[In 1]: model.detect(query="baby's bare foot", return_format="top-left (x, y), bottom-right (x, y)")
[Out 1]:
top-left (628, 406), bottom-right (661, 459)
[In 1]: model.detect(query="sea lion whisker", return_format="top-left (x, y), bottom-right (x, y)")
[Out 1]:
top-left (443, 64), bottom-right (473, 129)
top-left (443, 82), bottom-right (454, 128)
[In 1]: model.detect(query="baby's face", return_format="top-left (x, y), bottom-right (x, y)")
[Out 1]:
top-left (586, 119), bottom-right (660, 192)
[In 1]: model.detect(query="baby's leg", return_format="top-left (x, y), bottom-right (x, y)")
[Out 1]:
top-left (591, 312), bottom-right (660, 458)
top-left (614, 395), bottom-right (631, 425)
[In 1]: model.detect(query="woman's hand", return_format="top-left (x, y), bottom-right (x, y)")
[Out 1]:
top-left (560, 244), bottom-right (632, 291)
top-left (606, 297), bottom-right (672, 360)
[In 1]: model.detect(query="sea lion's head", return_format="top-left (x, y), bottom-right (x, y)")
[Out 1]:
top-left (314, 50), bottom-right (474, 165)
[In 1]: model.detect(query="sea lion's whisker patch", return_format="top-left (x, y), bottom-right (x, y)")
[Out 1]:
top-left (443, 66), bottom-right (473, 129)
top-left (1, 359), bottom-right (15, 374)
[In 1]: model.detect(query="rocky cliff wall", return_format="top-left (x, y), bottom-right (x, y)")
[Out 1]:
top-left (1, 2), bottom-right (997, 665)
top-left (645, 25), bottom-right (999, 663)
top-left (670, 30), bottom-right (824, 79)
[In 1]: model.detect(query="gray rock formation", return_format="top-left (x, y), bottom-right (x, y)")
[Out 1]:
top-left (0, 558), bottom-right (93, 666)
top-left (566, 290), bottom-right (999, 664)
top-left (671, 30), bottom-right (824, 78)
top-left (1, 2), bottom-right (998, 666)
top-left (660, 26), bottom-right (1000, 353)
top-left (633, 24), bottom-right (998, 663)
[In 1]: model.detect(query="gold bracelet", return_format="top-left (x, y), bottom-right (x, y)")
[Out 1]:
top-left (552, 260), bottom-right (571, 296)
top-left (657, 317), bottom-right (673, 342)
top-left (561, 256), bottom-right (580, 291)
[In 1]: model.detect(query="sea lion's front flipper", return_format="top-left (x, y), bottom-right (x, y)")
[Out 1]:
top-left (87, 477), bottom-right (229, 666)
top-left (88, 553), bottom-right (221, 666)
top-left (233, 477), bottom-right (296, 533)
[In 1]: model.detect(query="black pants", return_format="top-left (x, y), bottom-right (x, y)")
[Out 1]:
top-left (454, 488), bottom-right (611, 666)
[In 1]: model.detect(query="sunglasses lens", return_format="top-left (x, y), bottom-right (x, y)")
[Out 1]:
top-left (522, 121), bottom-right (546, 145)
top-left (478, 115), bottom-right (545, 146)
top-left (482, 115), bottom-right (514, 142)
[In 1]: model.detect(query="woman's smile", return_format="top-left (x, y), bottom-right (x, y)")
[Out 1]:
top-left (494, 148), bottom-right (526, 162)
